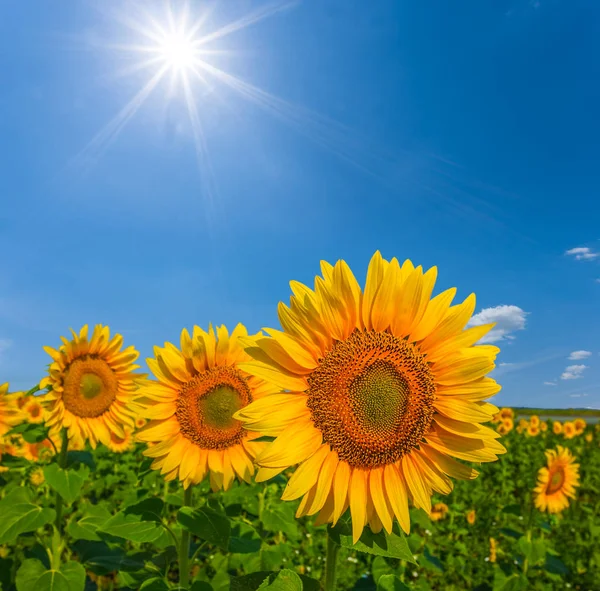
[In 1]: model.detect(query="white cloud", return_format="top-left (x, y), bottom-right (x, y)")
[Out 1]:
top-left (467, 305), bottom-right (528, 343)
top-left (569, 393), bottom-right (589, 398)
top-left (543, 381), bottom-right (557, 386)
top-left (565, 246), bottom-right (599, 261)
top-left (561, 364), bottom-right (588, 380)
top-left (568, 350), bottom-right (592, 360)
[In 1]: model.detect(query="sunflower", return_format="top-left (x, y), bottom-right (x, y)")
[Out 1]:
top-left (516, 419), bottom-right (528, 434)
top-left (540, 421), bottom-right (548, 432)
top-left (552, 421), bottom-right (563, 435)
top-left (500, 408), bottom-right (514, 420)
top-left (106, 427), bottom-right (135, 453)
top-left (29, 467), bottom-right (45, 487)
top-left (466, 509), bottom-right (476, 525)
top-left (585, 433), bottom-right (593, 443)
top-left (39, 325), bottom-right (142, 449)
top-left (0, 383), bottom-right (23, 437)
top-left (527, 423), bottom-right (540, 437)
top-left (496, 417), bottom-right (513, 435)
top-left (135, 417), bottom-right (147, 429)
top-left (489, 538), bottom-right (497, 563)
top-left (563, 422), bottom-right (576, 440)
top-left (430, 502), bottom-right (449, 522)
top-left (135, 324), bottom-right (281, 490)
top-left (573, 418), bottom-right (586, 435)
top-left (234, 252), bottom-right (506, 542)
top-left (534, 446), bottom-right (579, 513)
top-left (529, 415), bottom-right (540, 428)
top-left (23, 398), bottom-right (46, 424)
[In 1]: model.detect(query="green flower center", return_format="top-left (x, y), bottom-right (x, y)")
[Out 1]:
top-left (80, 373), bottom-right (104, 400)
top-left (198, 386), bottom-right (244, 430)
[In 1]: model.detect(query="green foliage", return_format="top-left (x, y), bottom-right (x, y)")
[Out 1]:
top-left (43, 464), bottom-right (90, 505)
top-left (0, 488), bottom-right (55, 543)
top-left (16, 558), bottom-right (85, 591)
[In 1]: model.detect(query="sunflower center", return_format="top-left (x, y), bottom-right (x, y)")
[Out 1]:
top-left (110, 432), bottom-right (126, 444)
top-left (546, 467), bottom-right (566, 495)
top-left (176, 366), bottom-right (252, 450)
top-left (307, 329), bottom-right (436, 469)
top-left (62, 356), bottom-right (119, 418)
top-left (30, 405), bottom-right (41, 418)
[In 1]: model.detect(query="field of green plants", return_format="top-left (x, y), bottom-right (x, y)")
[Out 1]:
top-left (1, 410), bottom-right (599, 591)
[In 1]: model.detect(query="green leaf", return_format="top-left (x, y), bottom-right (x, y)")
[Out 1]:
top-left (66, 504), bottom-right (112, 541)
top-left (422, 546), bottom-right (443, 572)
top-left (229, 521), bottom-right (262, 554)
top-left (231, 572), bottom-right (321, 591)
top-left (99, 509), bottom-right (163, 543)
top-left (16, 559), bottom-right (85, 591)
top-left (140, 577), bottom-right (171, 591)
top-left (0, 488), bottom-right (56, 544)
top-left (178, 506), bottom-right (231, 551)
top-left (544, 554), bottom-right (568, 575)
top-left (496, 574), bottom-right (529, 591)
top-left (377, 575), bottom-right (411, 591)
top-left (72, 540), bottom-right (150, 575)
top-left (261, 503), bottom-right (300, 540)
top-left (518, 538), bottom-right (545, 566)
top-left (43, 463), bottom-right (90, 505)
top-left (66, 451), bottom-right (96, 471)
top-left (258, 569), bottom-right (303, 590)
top-left (123, 497), bottom-right (165, 522)
top-left (58, 561), bottom-right (86, 591)
top-left (502, 504), bottom-right (522, 516)
top-left (328, 520), bottom-right (416, 563)
top-left (16, 558), bottom-right (46, 591)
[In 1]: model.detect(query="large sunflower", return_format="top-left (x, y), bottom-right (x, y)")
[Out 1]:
top-left (234, 252), bottom-right (506, 542)
top-left (534, 446), bottom-right (579, 513)
top-left (135, 324), bottom-right (280, 490)
top-left (0, 383), bottom-right (23, 437)
top-left (40, 325), bottom-right (142, 449)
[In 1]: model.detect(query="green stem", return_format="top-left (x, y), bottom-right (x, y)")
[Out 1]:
top-left (324, 533), bottom-right (340, 591)
top-left (54, 429), bottom-right (69, 533)
top-left (179, 485), bottom-right (194, 588)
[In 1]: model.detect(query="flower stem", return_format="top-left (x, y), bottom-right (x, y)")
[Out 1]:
top-left (179, 485), bottom-right (194, 588)
top-left (324, 533), bottom-right (340, 591)
top-left (54, 429), bottom-right (69, 533)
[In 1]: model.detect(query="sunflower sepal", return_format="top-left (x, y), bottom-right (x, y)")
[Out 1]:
top-left (327, 513), bottom-right (416, 562)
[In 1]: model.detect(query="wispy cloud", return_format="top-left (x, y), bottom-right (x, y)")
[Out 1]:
top-left (561, 364), bottom-right (588, 380)
top-left (568, 350), bottom-right (591, 360)
top-left (468, 305), bottom-right (528, 343)
top-left (543, 381), bottom-right (557, 386)
top-left (565, 246), bottom-right (599, 261)
top-left (491, 353), bottom-right (561, 377)
top-left (0, 338), bottom-right (11, 362)
top-left (569, 393), bottom-right (589, 398)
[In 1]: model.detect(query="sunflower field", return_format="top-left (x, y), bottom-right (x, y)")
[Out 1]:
top-left (0, 252), bottom-right (599, 591)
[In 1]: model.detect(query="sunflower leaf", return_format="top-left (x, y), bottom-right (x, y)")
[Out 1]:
top-left (328, 522), bottom-right (416, 563)
top-left (177, 506), bottom-right (231, 550)
top-left (0, 488), bottom-right (56, 544)
top-left (43, 463), bottom-right (90, 505)
top-left (376, 575), bottom-right (411, 591)
top-left (15, 558), bottom-right (86, 591)
top-left (66, 504), bottom-right (112, 541)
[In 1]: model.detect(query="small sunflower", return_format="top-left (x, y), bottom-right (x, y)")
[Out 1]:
top-left (573, 418), bottom-right (586, 435)
top-left (552, 421), bottom-right (562, 435)
top-left (29, 467), bottom-right (45, 487)
top-left (40, 325), bottom-right (143, 449)
top-left (135, 417), bottom-right (147, 430)
top-left (540, 421), bottom-right (548, 432)
top-left (234, 252), bottom-right (505, 542)
top-left (496, 417), bottom-right (513, 435)
top-left (107, 427), bottom-right (135, 453)
top-left (0, 383), bottom-right (23, 437)
top-left (534, 446), bottom-right (579, 513)
top-left (527, 423), bottom-right (540, 437)
top-left (500, 408), bottom-right (514, 420)
top-left (23, 398), bottom-right (46, 424)
top-left (489, 538), bottom-right (497, 563)
top-left (466, 509), bottom-right (476, 525)
top-left (563, 422), bottom-right (576, 439)
top-left (430, 502), bottom-right (449, 522)
top-left (529, 415), bottom-right (540, 428)
top-left (516, 418), bottom-right (528, 434)
top-left (136, 324), bottom-right (281, 490)
top-left (585, 433), bottom-right (593, 443)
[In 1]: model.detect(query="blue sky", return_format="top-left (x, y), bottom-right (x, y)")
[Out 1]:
top-left (0, 0), bottom-right (598, 409)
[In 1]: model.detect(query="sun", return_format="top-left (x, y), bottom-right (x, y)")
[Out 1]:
top-left (159, 34), bottom-right (197, 71)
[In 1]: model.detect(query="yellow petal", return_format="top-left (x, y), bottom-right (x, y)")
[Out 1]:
top-left (371, 258), bottom-right (401, 333)
top-left (349, 468), bottom-right (368, 543)
top-left (362, 251), bottom-right (386, 330)
top-left (332, 460), bottom-right (351, 525)
top-left (307, 450), bottom-right (339, 515)
top-left (402, 454), bottom-right (432, 514)
top-left (281, 445), bottom-right (330, 501)
top-left (255, 421), bottom-right (323, 468)
top-left (383, 463), bottom-right (410, 534)
top-left (237, 361), bottom-right (308, 392)
top-left (410, 288), bottom-right (457, 342)
top-left (369, 467), bottom-right (393, 534)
